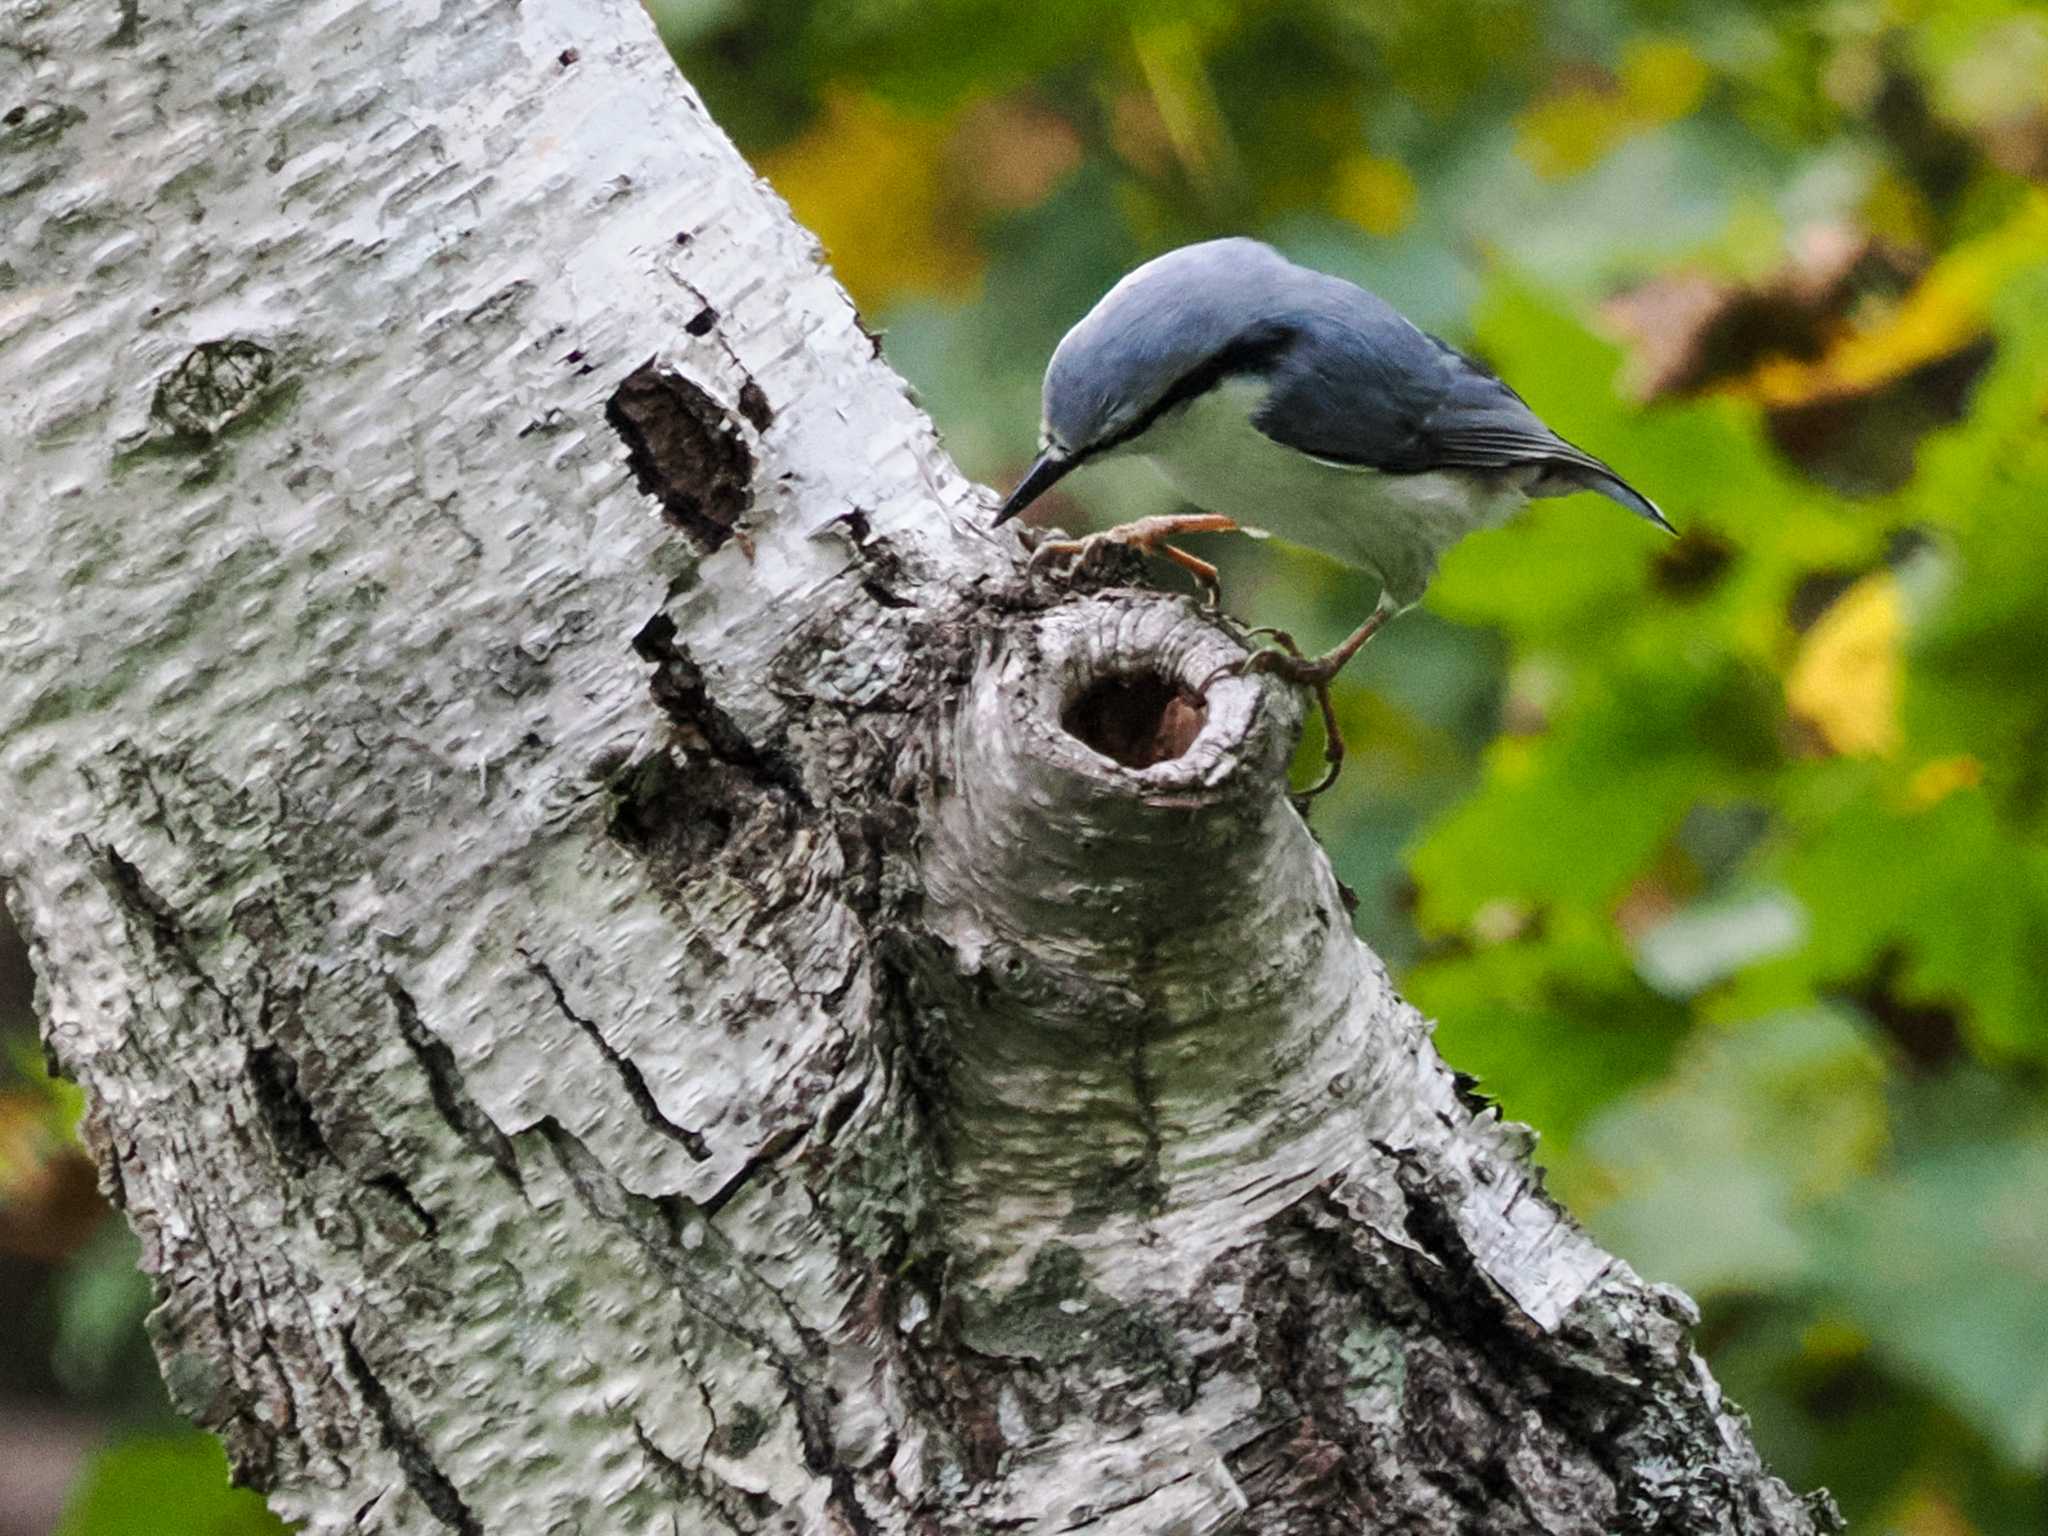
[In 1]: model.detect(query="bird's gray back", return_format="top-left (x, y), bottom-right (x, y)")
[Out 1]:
top-left (1049, 238), bottom-right (1604, 472)
top-left (1042, 239), bottom-right (1435, 458)
top-left (1044, 236), bottom-right (1663, 526)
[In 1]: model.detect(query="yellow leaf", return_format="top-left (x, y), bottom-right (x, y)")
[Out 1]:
top-left (1330, 152), bottom-right (1417, 238)
top-left (1738, 189), bottom-right (2048, 406)
top-left (1887, 1483), bottom-right (1978, 1536)
top-left (1785, 572), bottom-right (1902, 757)
top-left (1907, 754), bottom-right (1982, 809)
top-left (1516, 37), bottom-right (1708, 179)
top-left (760, 89), bottom-right (984, 312)
top-left (1619, 38), bottom-right (1709, 123)
top-left (1514, 89), bottom-right (1636, 179)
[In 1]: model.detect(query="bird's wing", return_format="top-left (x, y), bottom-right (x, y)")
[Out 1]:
top-left (1251, 316), bottom-right (1668, 527)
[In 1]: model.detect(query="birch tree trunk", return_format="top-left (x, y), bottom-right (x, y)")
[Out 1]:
top-left (0, 1), bottom-right (1842, 1531)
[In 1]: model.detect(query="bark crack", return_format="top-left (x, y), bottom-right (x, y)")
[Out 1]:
top-left (363, 1172), bottom-right (438, 1238)
top-left (521, 950), bottom-right (711, 1160)
top-left (245, 1042), bottom-right (333, 1172)
top-left (384, 977), bottom-right (525, 1191)
top-left (534, 1118), bottom-right (880, 1520)
top-left (700, 1120), bottom-right (808, 1217)
top-left (630, 1419), bottom-right (761, 1534)
top-left (1118, 1010), bottom-right (1168, 1221)
top-left (339, 1326), bottom-right (483, 1536)
top-left (532, 1116), bottom-right (808, 1363)
top-left (629, 612), bottom-right (810, 806)
top-left (99, 844), bottom-right (233, 1014)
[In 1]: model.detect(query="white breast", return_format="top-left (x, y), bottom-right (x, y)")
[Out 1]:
top-left (1124, 377), bottom-right (1531, 607)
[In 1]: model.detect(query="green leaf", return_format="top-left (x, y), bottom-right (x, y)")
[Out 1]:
top-left (1410, 659), bottom-right (1778, 929)
top-left (1812, 1086), bottom-right (2048, 1469)
top-left (56, 1434), bottom-right (286, 1536)
top-left (1567, 1007), bottom-right (1889, 1298)
top-left (1409, 913), bottom-right (1690, 1155)
top-left (1772, 772), bottom-right (2048, 1064)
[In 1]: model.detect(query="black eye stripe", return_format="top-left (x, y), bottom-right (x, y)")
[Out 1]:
top-left (1085, 325), bottom-right (1294, 461)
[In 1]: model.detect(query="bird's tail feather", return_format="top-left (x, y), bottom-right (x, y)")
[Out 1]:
top-left (1545, 463), bottom-right (1674, 534)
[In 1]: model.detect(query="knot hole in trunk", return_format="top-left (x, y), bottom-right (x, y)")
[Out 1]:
top-left (1060, 672), bottom-right (1208, 769)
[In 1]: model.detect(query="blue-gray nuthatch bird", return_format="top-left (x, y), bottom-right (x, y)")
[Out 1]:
top-left (996, 237), bottom-right (1668, 790)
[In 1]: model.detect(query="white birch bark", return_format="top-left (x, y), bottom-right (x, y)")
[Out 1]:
top-left (0, 0), bottom-right (1840, 1531)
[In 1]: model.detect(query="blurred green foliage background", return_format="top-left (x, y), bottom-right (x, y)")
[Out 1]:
top-left (5, 0), bottom-right (2046, 1531)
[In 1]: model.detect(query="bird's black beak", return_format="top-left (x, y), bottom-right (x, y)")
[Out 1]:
top-left (993, 450), bottom-right (1076, 526)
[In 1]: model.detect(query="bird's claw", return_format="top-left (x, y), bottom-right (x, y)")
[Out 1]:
top-left (1026, 519), bottom-right (1233, 607)
top-left (1197, 627), bottom-right (1302, 695)
top-left (1026, 529), bottom-right (1137, 590)
top-left (1198, 627), bottom-right (1345, 800)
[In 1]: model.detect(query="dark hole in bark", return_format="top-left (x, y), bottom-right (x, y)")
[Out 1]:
top-left (1062, 672), bottom-right (1207, 769)
top-left (151, 337), bottom-right (276, 440)
top-left (605, 359), bottom-right (754, 552)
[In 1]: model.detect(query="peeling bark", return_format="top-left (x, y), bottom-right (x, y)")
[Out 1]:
top-left (0, 0), bottom-right (1840, 1532)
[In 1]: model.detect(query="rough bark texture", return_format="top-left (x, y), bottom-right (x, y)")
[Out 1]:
top-left (0, 1), bottom-right (1841, 1532)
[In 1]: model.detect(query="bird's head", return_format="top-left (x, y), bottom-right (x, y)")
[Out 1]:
top-left (994, 238), bottom-right (1294, 525)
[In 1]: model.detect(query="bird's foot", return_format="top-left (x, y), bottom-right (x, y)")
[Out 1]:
top-left (1196, 610), bottom-right (1393, 800)
top-left (1028, 514), bottom-right (1240, 606)
top-left (1223, 631), bottom-right (1354, 688)
top-left (1196, 630), bottom-right (1344, 799)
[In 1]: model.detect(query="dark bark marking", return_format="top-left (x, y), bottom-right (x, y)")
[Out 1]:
top-left (605, 359), bottom-right (754, 551)
top-left (384, 978), bottom-right (524, 1191)
top-left (629, 613), bottom-right (809, 805)
top-left (1119, 1014), bottom-right (1167, 1219)
top-left (630, 1420), bottom-right (761, 1534)
top-left (827, 1465), bottom-right (880, 1536)
top-left (150, 338), bottom-right (278, 441)
top-left (699, 1120), bottom-right (808, 1217)
top-left (826, 508), bottom-right (923, 613)
top-left (736, 378), bottom-right (773, 432)
top-left (522, 951), bottom-right (711, 1160)
top-left (103, 845), bottom-right (189, 954)
top-left (1062, 1468), bottom-right (1203, 1529)
top-left (247, 1043), bottom-right (332, 1172)
top-left (339, 1327), bottom-right (483, 1536)
top-left (818, 1080), bottom-right (866, 1145)
top-left (534, 1116), bottom-right (692, 1251)
top-left (684, 305), bottom-right (717, 336)
top-left (534, 1110), bottom-right (856, 1522)
top-left (364, 1172), bottom-right (438, 1238)
top-left (1211, 1177), bottom-right (1835, 1536)
top-left (532, 1116), bottom-right (825, 1373)
top-left (861, 577), bottom-right (913, 611)
top-left (604, 745), bottom-right (743, 867)
top-left (1388, 1185), bottom-right (1650, 1523)
top-left (99, 843), bottom-right (239, 1020)
top-left (89, 1104), bottom-right (132, 1213)
top-left (0, 99), bottom-right (85, 148)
